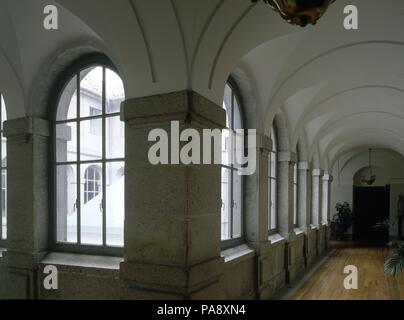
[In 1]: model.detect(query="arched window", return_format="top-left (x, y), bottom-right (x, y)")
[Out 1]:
top-left (0, 95), bottom-right (7, 244)
top-left (221, 81), bottom-right (244, 246)
top-left (293, 162), bottom-right (298, 227)
top-left (269, 127), bottom-right (278, 232)
top-left (54, 57), bottom-right (125, 254)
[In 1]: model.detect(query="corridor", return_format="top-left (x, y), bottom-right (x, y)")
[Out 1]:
top-left (292, 243), bottom-right (404, 300)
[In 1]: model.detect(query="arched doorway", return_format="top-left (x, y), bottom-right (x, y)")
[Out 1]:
top-left (352, 167), bottom-right (389, 243)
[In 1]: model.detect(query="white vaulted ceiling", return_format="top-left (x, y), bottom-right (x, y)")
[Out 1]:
top-left (1, 0), bottom-right (404, 172)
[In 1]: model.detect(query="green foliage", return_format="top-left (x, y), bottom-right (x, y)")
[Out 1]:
top-left (375, 220), bottom-right (404, 277)
top-left (330, 202), bottom-right (354, 240)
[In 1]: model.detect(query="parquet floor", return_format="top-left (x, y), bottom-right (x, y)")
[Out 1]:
top-left (291, 242), bottom-right (404, 300)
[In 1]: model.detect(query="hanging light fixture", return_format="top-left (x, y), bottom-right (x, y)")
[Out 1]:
top-left (361, 148), bottom-right (377, 186)
top-left (251, 0), bottom-right (336, 27)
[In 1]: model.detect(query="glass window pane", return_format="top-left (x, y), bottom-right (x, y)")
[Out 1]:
top-left (223, 84), bottom-right (232, 128)
top-left (80, 67), bottom-right (103, 118)
top-left (80, 119), bottom-right (102, 161)
top-left (232, 171), bottom-right (242, 238)
top-left (106, 162), bottom-right (124, 247)
top-left (81, 164), bottom-right (103, 245)
top-left (56, 165), bottom-right (77, 244)
top-left (1, 95), bottom-right (7, 129)
top-left (1, 169), bottom-right (6, 240)
top-left (56, 122), bottom-right (76, 163)
top-left (233, 96), bottom-right (243, 130)
top-left (270, 152), bottom-right (277, 178)
top-left (271, 178), bottom-right (277, 230)
top-left (106, 69), bottom-right (125, 114)
top-left (106, 116), bottom-right (124, 159)
top-left (57, 75), bottom-right (77, 121)
top-left (272, 127), bottom-right (277, 151)
top-left (221, 168), bottom-right (231, 240)
top-left (294, 181), bottom-right (298, 226)
top-left (1, 134), bottom-right (6, 168)
top-left (222, 129), bottom-right (231, 167)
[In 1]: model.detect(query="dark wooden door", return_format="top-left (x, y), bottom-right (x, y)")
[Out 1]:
top-left (353, 186), bottom-right (390, 243)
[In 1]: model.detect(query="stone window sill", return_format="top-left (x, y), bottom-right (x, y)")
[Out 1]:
top-left (294, 228), bottom-right (305, 236)
top-left (40, 252), bottom-right (123, 271)
top-left (268, 233), bottom-right (285, 245)
top-left (221, 244), bottom-right (255, 264)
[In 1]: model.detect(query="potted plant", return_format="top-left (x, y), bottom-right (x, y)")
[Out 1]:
top-left (330, 202), bottom-right (354, 240)
top-left (374, 220), bottom-right (404, 276)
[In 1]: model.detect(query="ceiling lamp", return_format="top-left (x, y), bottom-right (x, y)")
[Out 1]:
top-left (361, 149), bottom-right (377, 186)
top-left (251, 0), bottom-right (336, 27)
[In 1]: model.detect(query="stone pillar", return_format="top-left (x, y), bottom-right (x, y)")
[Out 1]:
top-left (120, 91), bottom-right (226, 300)
top-left (322, 174), bottom-right (333, 249)
top-left (311, 169), bottom-right (324, 258)
top-left (3, 117), bottom-right (49, 299)
top-left (321, 174), bottom-right (332, 225)
top-left (297, 161), bottom-right (311, 232)
top-left (245, 135), bottom-right (275, 299)
top-left (246, 134), bottom-right (271, 250)
top-left (277, 152), bottom-right (296, 238)
top-left (276, 152), bottom-right (305, 283)
top-left (311, 169), bottom-right (324, 227)
top-left (297, 161), bottom-right (313, 269)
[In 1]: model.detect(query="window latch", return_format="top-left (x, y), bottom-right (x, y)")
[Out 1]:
top-left (99, 201), bottom-right (104, 213)
top-left (73, 200), bottom-right (77, 212)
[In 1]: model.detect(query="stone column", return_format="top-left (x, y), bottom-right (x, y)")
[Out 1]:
top-left (298, 161), bottom-right (312, 268)
top-left (322, 174), bottom-right (333, 249)
top-left (120, 90), bottom-right (226, 300)
top-left (276, 152), bottom-right (304, 283)
top-left (311, 169), bottom-right (324, 258)
top-left (321, 174), bottom-right (332, 225)
top-left (245, 135), bottom-right (274, 299)
top-left (246, 134), bottom-right (271, 250)
top-left (3, 117), bottom-right (49, 299)
top-left (277, 152), bottom-right (296, 238)
top-left (297, 161), bottom-right (311, 232)
top-left (311, 169), bottom-right (324, 227)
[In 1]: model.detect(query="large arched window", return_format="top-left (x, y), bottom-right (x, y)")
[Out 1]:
top-left (269, 127), bottom-right (278, 232)
top-left (54, 58), bottom-right (125, 254)
top-left (221, 81), bottom-right (244, 246)
top-left (0, 95), bottom-right (7, 245)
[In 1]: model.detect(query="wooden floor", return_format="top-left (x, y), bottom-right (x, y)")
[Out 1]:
top-left (291, 242), bottom-right (404, 300)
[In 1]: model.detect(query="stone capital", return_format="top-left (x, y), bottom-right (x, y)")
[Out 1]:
top-left (277, 151), bottom-right (297, 164)
top-left (298, 161), bottom-right (310, 170)
top-left (257, 134), bottom-right (272, 152)
top-left (323, 174), bottom-right (333, 182)
top-left (121, 90), bottom-right (226, 129)
top-left (312, 169), bottom-right (324, 177)
top-left (4, 117), bottom-right (50, 139)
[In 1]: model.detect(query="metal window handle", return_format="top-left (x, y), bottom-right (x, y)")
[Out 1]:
top-left (221, 200), bottom-right (225, 210)
top-left (99, 202), bottom-right (103, 213)
top-left (232, 200), bottom-right (238, 210)
top-left (73, 200), bottom-right (77, 212)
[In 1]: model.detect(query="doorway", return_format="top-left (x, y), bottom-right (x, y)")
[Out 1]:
top-left (353, 186), bottom-right (390, 243)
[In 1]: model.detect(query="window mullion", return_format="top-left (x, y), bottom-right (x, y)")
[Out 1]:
top-left (230, 92), bottom-right (235, 239)
top-left (76, 72), bottom-right (82, 245)
top-left (102, 67), bottom-right (107, 247)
